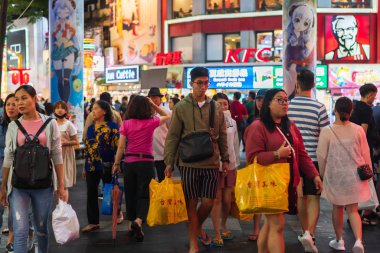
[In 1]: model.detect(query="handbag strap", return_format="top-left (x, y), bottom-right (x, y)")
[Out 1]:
top-left (276, 126), bottom-right (295, 157)
top-left (192, 99), bottom-right (215, 131)
top-left (328, 125), bottom-right (356, 163)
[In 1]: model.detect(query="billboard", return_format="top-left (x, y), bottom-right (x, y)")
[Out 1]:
top-left (7, 28), bottom-right (28, 68)
top-left (109, 0), bottom-right (158, 65)
top-left (325, 15), bottom-right (370, 61)
top-left (329, 64), bottom-right (380, 89)
top-left (105, 65), bottom-right (139, 83)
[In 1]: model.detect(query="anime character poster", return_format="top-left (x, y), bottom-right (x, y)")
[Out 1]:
top-left (50, 0), bottom-right (84, 138)
top-left (325, 15), bottom-right (370, 61)
top-left (109, 0), bottom-right (158, 65)
top-left (283, 0), bottom-right (316, 99)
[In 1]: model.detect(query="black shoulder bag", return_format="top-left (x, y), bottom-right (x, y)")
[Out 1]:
top-left (179, 101), bottom-right (215, 163)
top-left (329, 126), bottom-right (373, 180)
top-left (12, 118), bottom-right (53, 189)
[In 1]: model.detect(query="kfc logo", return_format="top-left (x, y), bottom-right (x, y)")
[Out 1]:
top-left (224, 48), bottom-right (271, 63)
top-left (325, 15), bottom-right (370, 61)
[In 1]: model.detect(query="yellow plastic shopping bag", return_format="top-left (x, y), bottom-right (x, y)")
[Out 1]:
top-left (147, 177), bottom-right (188, 227)
top-left (235, 158), bottom-right (290, 214)
top-left (230, 188), bottom-right (254, 221)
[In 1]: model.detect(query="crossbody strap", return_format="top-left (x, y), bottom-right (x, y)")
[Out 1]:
top-left (276, 126), bottom-right (295, 157)
top-left (192, 99), bottom-right (215, 131)
top-left (329, 125), bottom-right (355, 163)
top-left (35, 118), bottom-right (53, 139)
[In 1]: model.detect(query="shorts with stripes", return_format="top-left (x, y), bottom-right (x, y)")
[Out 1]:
top-left (179, 167), bottom-right (219, 199)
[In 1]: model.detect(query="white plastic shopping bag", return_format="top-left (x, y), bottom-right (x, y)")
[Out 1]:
top-left (52, 200), bottom-right (80, 244)
top-left (359, 180), bottom-right (379, 211)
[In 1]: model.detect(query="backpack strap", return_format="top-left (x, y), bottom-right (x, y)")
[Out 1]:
top-left (209, 100), bottom-right (215, 129)
top-left (34, 117), bottom-right (53, 140)
top-left (15, 119), bottom-right (32, 142)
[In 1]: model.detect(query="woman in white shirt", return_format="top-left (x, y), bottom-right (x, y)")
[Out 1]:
top-left (317, 97), bottom-right (370, 253)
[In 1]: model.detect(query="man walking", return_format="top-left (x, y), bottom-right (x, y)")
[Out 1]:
top-left (148, 87), bottom-right (171, 182)
top-left (288, 70), bottom-right (329, 253)
top-left (164, 67), bottom-right (229, 253)
top-left (350, 83), bottom-right (379, 225)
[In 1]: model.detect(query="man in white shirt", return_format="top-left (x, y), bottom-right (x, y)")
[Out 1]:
top-left (148, 87), bottom-right (171, 182)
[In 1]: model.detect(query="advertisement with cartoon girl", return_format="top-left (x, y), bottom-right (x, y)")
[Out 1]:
top-left (283, 0), bottom-right (316, 99)
top-left (50, 0), bottom-right (84, 137)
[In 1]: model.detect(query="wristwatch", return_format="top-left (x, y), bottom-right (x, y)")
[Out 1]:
top-left (273, 151), bottom-right (280, 160)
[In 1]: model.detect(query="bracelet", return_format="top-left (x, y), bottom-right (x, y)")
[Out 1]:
top-left (273, 151), bottom-right (280, 160)
top-left (114, 163), bottom-right (120, 166)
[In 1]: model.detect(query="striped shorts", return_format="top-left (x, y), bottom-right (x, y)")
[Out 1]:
top-left (179, 167), bottom-right (219, 199)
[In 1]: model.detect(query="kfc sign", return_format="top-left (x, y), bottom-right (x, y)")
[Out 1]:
top-left (224, 48), bottom-right (272, 63)
top-left (155, 51), bottom-right (182, 66)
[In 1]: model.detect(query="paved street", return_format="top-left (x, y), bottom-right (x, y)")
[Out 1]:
top-left (2, 158), bottom-right (380, 253)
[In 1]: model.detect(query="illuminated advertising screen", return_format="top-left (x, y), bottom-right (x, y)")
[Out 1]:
top-left (274, 65), bottom-right (328, 89)
top-left (106, 65), bottom-right (139, 83)
top-left (184, 66), bottom-right (255, 89)
top-left (329, 64), bottom-right (380, 89)
top-left (325, 15), bottom-right (370, 61)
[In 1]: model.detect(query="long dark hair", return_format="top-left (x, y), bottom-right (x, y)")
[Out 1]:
top-left (1, 94), bottom-right (21, 131)
top-left (260, 88), bottom-right (291, 133)
top-left (125, 95), bottom-right (153, 120)
top-left (94, 100), bottom-right (113, 122)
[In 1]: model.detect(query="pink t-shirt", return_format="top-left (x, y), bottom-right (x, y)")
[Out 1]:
top-left (120, 117), bottom-right (160, 163)
top-left (17, 119), bottom-right (47, 146)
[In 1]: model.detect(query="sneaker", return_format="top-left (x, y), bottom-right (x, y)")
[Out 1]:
top-left (6, 243), bottom-right (14, 253)
top-left (2, 227), bottom-right (9, 234)
top-left (353, 239), bottom-right (364, 253)
top-left (299, 231), bottom-right (318, 253)
top-left (329, 239), bottom-right (345, 251)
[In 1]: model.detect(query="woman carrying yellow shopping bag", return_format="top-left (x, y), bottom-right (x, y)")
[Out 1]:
top-left (244, 89), bottom-right (322, 253)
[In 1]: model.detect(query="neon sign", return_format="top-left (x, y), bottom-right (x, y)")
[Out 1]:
top-left (224, 48), bottom-right (272, 63)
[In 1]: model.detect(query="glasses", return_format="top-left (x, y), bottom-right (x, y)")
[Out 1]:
top-left (336, 27), bottom-right (356, 35)
top-left (273, 98), bottom-right (289, 105)
top-left (192, 80), bottom-right (210, 87)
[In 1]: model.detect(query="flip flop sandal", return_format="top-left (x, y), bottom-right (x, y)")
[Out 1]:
top-left (81, 224), bottom-right (100, 233)
top-left (248, 234), bottom-right (258, 241)
top-left (212, 238), bottom-right (224, 247)
top-left (131, 221), bottom-right (144, 242)
top-left (221, 231), bottom-right (233, 240)
top-left (198, 232), bottom-right (213, 249)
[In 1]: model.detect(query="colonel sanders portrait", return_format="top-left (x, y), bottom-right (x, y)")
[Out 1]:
top-left (325, 15), bottom-right (369, 60)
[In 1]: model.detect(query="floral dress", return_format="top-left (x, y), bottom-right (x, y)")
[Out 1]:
top-left (84, 121), bottom-right (119, 172)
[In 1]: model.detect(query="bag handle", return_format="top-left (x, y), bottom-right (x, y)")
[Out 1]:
top-left (276, 126), bottom-right (295, 157)
top-left (15, 119), bottom-right (32, 142)
top-left (35, 118), bottom-right (53, 139)
top-left (15, 117), bottom-right (53, 143)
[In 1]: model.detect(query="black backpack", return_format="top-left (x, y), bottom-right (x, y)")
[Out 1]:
top-left (12, 118), bottom-right (53, 189)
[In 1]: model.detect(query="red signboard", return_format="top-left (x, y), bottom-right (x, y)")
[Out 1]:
top-left (9, 68), bottom-right (30, 85)
top-left (224, 48), bottom-right (272, 63)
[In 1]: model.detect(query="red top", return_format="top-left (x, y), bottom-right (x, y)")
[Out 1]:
top-left (230, 101), bottom-right (248, 122)
top-left (244, 120), bottom-right (319, 187)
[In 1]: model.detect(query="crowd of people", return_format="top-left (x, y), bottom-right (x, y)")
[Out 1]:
top-left (0, 66), bottom-right (378, 253)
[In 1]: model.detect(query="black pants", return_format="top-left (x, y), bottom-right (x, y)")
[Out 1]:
top-left (154, 160), bottom-right (166, 182)
top-left (86, 170), bottom-right (112, 224)
top-left (123, 161), bottom-right (155, 221)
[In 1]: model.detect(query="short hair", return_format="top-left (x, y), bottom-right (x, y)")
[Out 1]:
top-left (125, 95), bottom-right (153, 120)
top-left (359, 83), bottom-right (377, 97)
top-left (53, 101), bottom-right (68, 112)
top-left (233, 92), bottom-right (241, 100)
top-left (122, 96), bottom-right (128, 101)
top-left (190, 67), bottom-right (209, 82)
top-left (99, 92), bottom-right (112, 104)
top-left (297, 69), bottom-right (315, 91)
top-left (94, 100), bottom-right (113, 122)
top-left (171, 97), bottom-right (180, 106)
top-left (332, 15), bottom-right (357, 35)
top-left (213, 93), bottom-right (229, 104)
top-left (335, 97), bottom-right (353, 122)
top-left (249, 91), bottom-right (256, 100)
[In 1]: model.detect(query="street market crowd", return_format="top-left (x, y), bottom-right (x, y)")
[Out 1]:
top-left (0, 67), bottom-right (379, 253)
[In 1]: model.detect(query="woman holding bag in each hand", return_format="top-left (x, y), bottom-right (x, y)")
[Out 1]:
top-left (112, 95), bottom-right (169, 242)
top-left (245, 88), bottom-right (322, 253)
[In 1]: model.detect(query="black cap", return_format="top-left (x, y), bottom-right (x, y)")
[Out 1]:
top-left (147, 87), bottom-right (164, 97)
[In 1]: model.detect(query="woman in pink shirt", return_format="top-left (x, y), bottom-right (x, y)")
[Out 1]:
top-left (113, 95), bottom-right (169, 242)
top-left (245, 88), bottom-right (322, 253)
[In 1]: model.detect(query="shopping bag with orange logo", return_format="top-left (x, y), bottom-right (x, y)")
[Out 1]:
top-left (235, 158), bottom-right (290, 214)
top-left (147, 177), bottom-right (188, 226)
